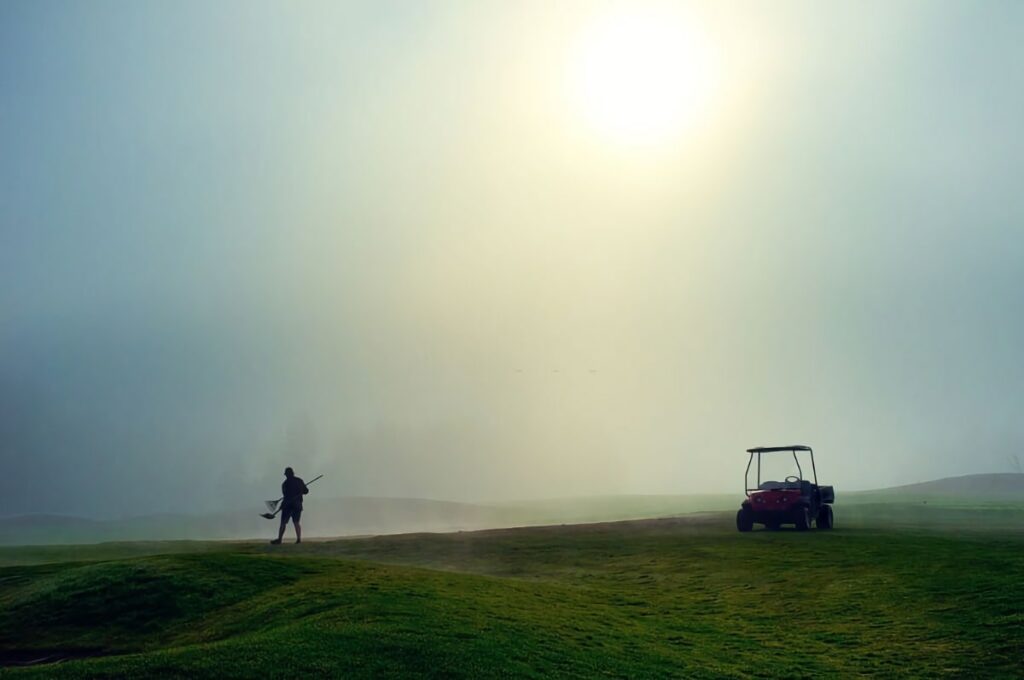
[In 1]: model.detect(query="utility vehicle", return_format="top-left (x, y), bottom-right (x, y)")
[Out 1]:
top-left (737, 445), bottom-right (834, 531)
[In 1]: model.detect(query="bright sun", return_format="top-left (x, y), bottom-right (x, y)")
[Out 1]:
top-left (569, 7), bottom-right (717, 146)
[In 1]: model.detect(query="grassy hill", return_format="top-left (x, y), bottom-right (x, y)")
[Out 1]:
top-left (866, 472), bottom-right (1024, 497)
top-left (1, 509), bottom-right (1022, 677)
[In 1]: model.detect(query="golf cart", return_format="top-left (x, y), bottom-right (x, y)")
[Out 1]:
top-left (737, 445), bottom-right (834, 532)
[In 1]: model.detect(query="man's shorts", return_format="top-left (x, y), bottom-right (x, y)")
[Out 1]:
top-left (281, 505), bottom-right (303, 523)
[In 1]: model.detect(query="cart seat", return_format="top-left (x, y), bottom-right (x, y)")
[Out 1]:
top-left (758, 480), bottom-right (811, 493)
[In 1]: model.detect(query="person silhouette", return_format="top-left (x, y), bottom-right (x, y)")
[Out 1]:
top-left (270, 467), bottom-right (308, 545)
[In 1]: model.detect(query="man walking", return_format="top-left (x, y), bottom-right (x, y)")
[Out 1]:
top-left (271, 467), bottom-right (308, 545)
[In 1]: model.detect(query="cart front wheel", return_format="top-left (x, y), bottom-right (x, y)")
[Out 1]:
top-left (817, 505), bottom-right (834, 530)
top-left (736, 508), bottom-right (754, 532)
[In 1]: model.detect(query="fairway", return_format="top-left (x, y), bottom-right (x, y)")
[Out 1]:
top-left (2, 513), bottom-right (1022, 678)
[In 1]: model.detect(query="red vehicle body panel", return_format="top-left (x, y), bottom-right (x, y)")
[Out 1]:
top-left (745, 489), bottom-right (803, 511)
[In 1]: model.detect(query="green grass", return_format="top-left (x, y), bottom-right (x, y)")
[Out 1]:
top-left (1, 508), bottom-right (1022, 678)
top-left (0, 540), bottom-right (239, 568)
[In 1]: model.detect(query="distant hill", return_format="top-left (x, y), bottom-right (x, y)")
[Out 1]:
top-left (868, 473), bottom-right (1024, 497)
top-left (0, 494), bottom-right (739, 546)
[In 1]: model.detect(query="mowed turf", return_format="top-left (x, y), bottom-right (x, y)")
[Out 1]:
top-left (1, 513), bottom-right (1022, 678)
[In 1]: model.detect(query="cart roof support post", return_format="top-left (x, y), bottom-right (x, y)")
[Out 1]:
top-left (744, 445), bottom-right (817, 493)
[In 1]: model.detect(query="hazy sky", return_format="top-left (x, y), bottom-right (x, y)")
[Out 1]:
top-left (2, 0), bottom-right (1023, 517)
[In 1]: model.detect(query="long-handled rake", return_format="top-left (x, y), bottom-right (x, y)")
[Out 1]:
top-left (260, 474), bottom-right (323, 519)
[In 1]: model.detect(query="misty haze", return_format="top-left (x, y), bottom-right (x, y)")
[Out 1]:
top-left (1, 1), bottom-right (1022, 677)
top-left (4, 2), bottom-right (1022, 524)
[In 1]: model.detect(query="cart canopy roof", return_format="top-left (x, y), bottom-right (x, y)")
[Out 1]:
top-left (746, 445), bottom-right (812, 453)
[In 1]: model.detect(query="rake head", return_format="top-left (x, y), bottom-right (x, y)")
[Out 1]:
top-left (258, 474), bottom-right (322, 521)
